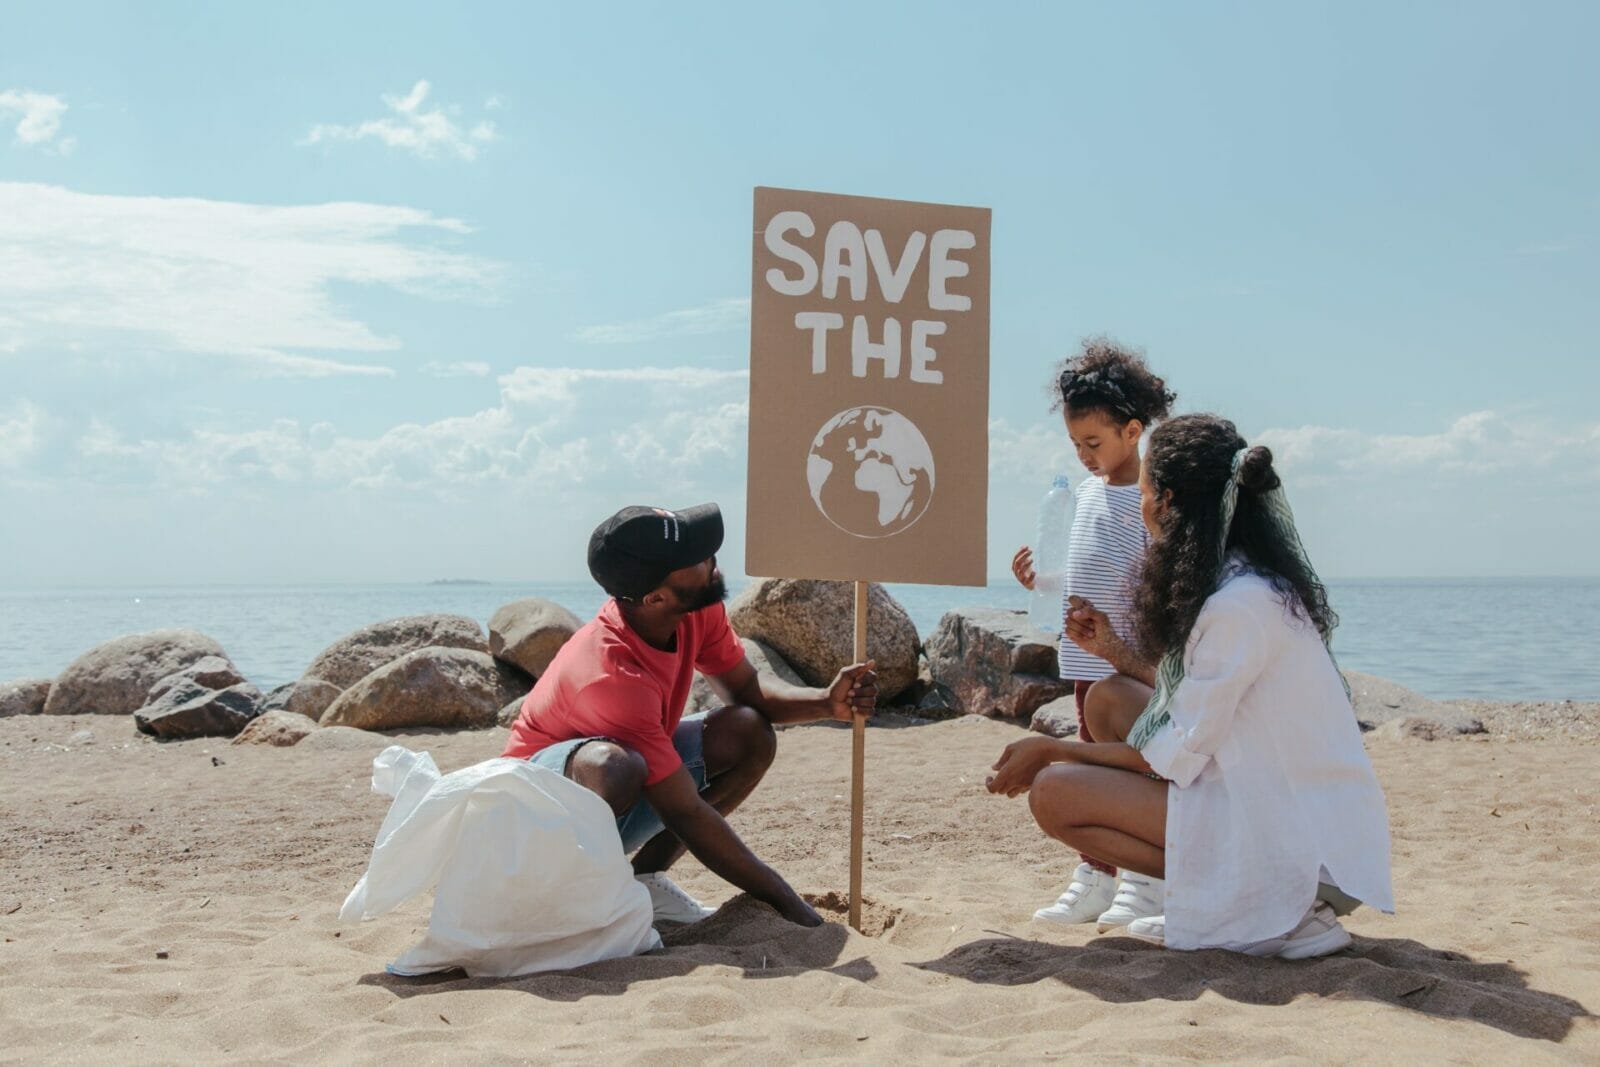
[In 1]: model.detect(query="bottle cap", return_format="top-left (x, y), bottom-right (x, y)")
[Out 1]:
top-left (1051, 475), bottom-right (1072, 490)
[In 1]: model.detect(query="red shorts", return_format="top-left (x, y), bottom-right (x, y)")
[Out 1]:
top-left (1073, 679), bottom-right (1095, 742)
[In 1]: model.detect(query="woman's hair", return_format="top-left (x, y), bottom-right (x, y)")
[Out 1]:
top-left (1131, 413), bottom-right (1338, 660)
top-left (1051, 336), bottom-right (1175, 426)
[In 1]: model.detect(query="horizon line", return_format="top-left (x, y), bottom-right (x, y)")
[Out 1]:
top-left (3, 573), bottom-right (1599, 593)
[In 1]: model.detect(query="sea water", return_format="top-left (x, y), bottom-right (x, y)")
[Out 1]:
top-left (1, 577), bottom-right (1596, 701)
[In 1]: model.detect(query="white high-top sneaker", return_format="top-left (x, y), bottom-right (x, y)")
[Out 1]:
top-left (635, 872), bottom-right (717, 924)
top-left (1097, 872), bottom-right (1164, 932)
top-left (1271, 903), bottom-right (1352, 959)
top-left (1129, 903), bottom-right (1352, 959)
top-left (1033, 862), bottom-right (1118, 925)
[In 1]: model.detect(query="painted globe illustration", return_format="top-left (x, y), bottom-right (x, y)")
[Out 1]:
top-left (806, 406), bottom-right (936, 538)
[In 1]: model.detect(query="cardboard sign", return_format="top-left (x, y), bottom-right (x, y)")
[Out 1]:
top-left (746, 187), bottom-right (991, 586)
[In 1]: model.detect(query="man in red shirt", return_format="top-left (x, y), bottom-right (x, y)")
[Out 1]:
top-left (504, 503), bottom-right (877, 927)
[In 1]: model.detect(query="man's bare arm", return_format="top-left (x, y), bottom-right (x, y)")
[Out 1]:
top-left (711, 657), bottom-right (878, 726)
top-left (645, 766), bottom-right (820, 925)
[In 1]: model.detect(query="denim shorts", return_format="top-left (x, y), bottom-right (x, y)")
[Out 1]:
top-left (526, 711), bottom-right (710, 853)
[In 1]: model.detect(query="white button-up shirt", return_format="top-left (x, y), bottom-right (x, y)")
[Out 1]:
top-left (1141, 568), bottom-right (1394, 950)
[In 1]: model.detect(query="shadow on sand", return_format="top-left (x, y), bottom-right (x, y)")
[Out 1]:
top-left (356, 894), bottom-right (878, 1003)
top-left (911, 932), bottom-right (1593, 1042)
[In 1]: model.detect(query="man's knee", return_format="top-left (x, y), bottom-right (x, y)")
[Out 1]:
top-left (568, 741), bottom-right (647, 816)
top-left (704, 704), bottom-right (776, 776)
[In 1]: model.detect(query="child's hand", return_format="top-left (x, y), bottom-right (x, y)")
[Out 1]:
top-left (1065, 596), bottom-right (1116, 658)
top-left (1011, 546), bottom-right (1036, 590)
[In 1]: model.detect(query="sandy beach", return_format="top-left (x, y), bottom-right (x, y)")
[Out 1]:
top-left (2, 702), bottom-right (1597, 1065)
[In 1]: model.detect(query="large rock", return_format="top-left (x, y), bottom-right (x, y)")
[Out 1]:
top-left (488, 598), bottom-right (582, 678)
top-left (303, 614), bottom-right (488, 691)
top-left (1371, 715), bottom-right (1489, 742)
top-left (1030, 694), bottom-right (1080, 738)
top-left (43, 630), bottom-right (232, 716)
top-left (727, 580), bottom-right (918, 702)
top-left (916, 682), bottom-right (960, 718)
top-left (925, 608), bottom-right (1072, 719)
top-left (261, 678), bottom-right (343, 722)
top-left (232, 710), bottom-right (319, 747)
top-left (891, 654), bottom-right (936, 709)
top-left (298, 725), bottom-right (386, 752)
top-left (135, 681), bottom-right (263, 739)
top-left (147, 655), bottom-right (246, 697)
top-left (743, 639), bottom-right (805, 689)
top-left (1344, 670), bottom-right (1452, 730)
top-left (320, 648), bottom-right (530, 731)
top-left (497, 695), bottom-right (525, 728)
top-left (133, 656), bottom-right (260, 738)
top-left (1, 678), bottom-right (51, 717)
top-left (687, 638), bottom-right (805, 714)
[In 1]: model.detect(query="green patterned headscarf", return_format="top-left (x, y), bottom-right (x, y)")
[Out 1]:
top-left (1127, 448), bottom-right (1347, 752)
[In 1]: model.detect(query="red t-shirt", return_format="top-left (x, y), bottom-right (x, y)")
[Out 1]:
top-left (502, 600), bottom-right (746, 784)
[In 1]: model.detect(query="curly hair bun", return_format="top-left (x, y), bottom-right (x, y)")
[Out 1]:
top-left (1237, 445), bottom-right (1280, 494)
top-left (1052, 337), bottom-right (1176, 425)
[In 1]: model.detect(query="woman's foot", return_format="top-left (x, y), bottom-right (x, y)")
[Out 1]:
top-left (1096, 872), bottom-right (1164, 931)
top-left (1033, 862), bottom-right (1117, 924)
top-left (1274, 902), bottom-right (1352, 959)
top-left (1125, 913), bottom-right (1165, 944)
top-left (1126, 903), bottom-right (1352, 959)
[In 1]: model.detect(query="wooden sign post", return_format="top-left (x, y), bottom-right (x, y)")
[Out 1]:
top-left (746, 187), bottom-right (991, 930)
top-left (850, 580), bottom-right (868, 929)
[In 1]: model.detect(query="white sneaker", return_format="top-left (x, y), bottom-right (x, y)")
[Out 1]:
top-left (1097, 872), bottom-right (1164, 932)
top-left (1129, 904), bottom-right (1351, 959)
top-left (1274, 902), bottom-right (1352, 959)
top-left (1033, 862), bottom-right (1118, 925)
top-left (635, 872), bottom-right (716, 924)
top-left (1126, 912), bottom-right (1285, 955)
top-left (1125, 913), bottom-right (1165, 945)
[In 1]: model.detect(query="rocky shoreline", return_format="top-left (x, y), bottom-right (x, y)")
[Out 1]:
top-left (4, 578), bottom-right (1596, 746)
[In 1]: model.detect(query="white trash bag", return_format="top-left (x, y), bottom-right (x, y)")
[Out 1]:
top-left (340, 745), bottom-right (662, 977)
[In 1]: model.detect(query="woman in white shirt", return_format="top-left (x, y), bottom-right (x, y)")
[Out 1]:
top-left (987, 414), bottom-right (1393, 957)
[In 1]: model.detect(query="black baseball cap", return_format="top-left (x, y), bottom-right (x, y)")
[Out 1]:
top-left (587, 503), bottom-right (724, 600)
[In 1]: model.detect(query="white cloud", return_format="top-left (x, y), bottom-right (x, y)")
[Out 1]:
top-left (573, 298), bottom-right (750, 344)
top-left (32, 364), bottom-right (750, 495)
top-left (498, 365), bottom-right (747, 413)
top-left (987, 416), bottom-right (1076, 479)
top-left (0, 89), bottom-right (71, 152)
top-left (1245, 410), bottom-right (1600, 579)
top-left (421, 360), bottom-right (491, 378)
top-left (82, 401), bottom-right (1557, 501)
top-left (0, 182), bottom-right (497, 376)
top-left (15, 397), bottom-right (1600, 583)
top-left (0, 402), bottom-right (44, 467)
top-left (301, 80), bottom-right (498, 162)
top-left (1254, 410), bottom-right (1598, 478)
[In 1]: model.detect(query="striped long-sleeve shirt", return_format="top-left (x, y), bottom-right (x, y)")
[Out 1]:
top-left (1058, 477), bottom-right (1150, 682)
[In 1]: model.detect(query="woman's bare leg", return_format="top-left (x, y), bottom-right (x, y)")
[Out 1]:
top-left (1029, 764), bottom-right (1169, 879)
top-left (1083, 674), bottom-right (1154, 744)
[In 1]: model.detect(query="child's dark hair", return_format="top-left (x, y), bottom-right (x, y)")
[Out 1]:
top-left (1051, 337), bottom-right (1175, 426)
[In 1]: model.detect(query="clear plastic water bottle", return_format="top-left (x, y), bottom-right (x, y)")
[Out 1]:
top-left (1028, 475), bottom-right (1076, 633)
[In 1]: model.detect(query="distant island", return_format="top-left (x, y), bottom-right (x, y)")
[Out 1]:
top-left (428, 579), bottom-right (491, 586)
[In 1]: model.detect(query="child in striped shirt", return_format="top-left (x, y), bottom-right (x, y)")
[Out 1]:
top-left (1011, 337), bottom-right (1175, 929)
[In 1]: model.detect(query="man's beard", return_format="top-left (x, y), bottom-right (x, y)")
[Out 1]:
top-left (675, 572), bottom-right (728, 612)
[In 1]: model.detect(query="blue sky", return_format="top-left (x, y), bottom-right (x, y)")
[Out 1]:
top-left (2, 0), bottom-right (1596, 585)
